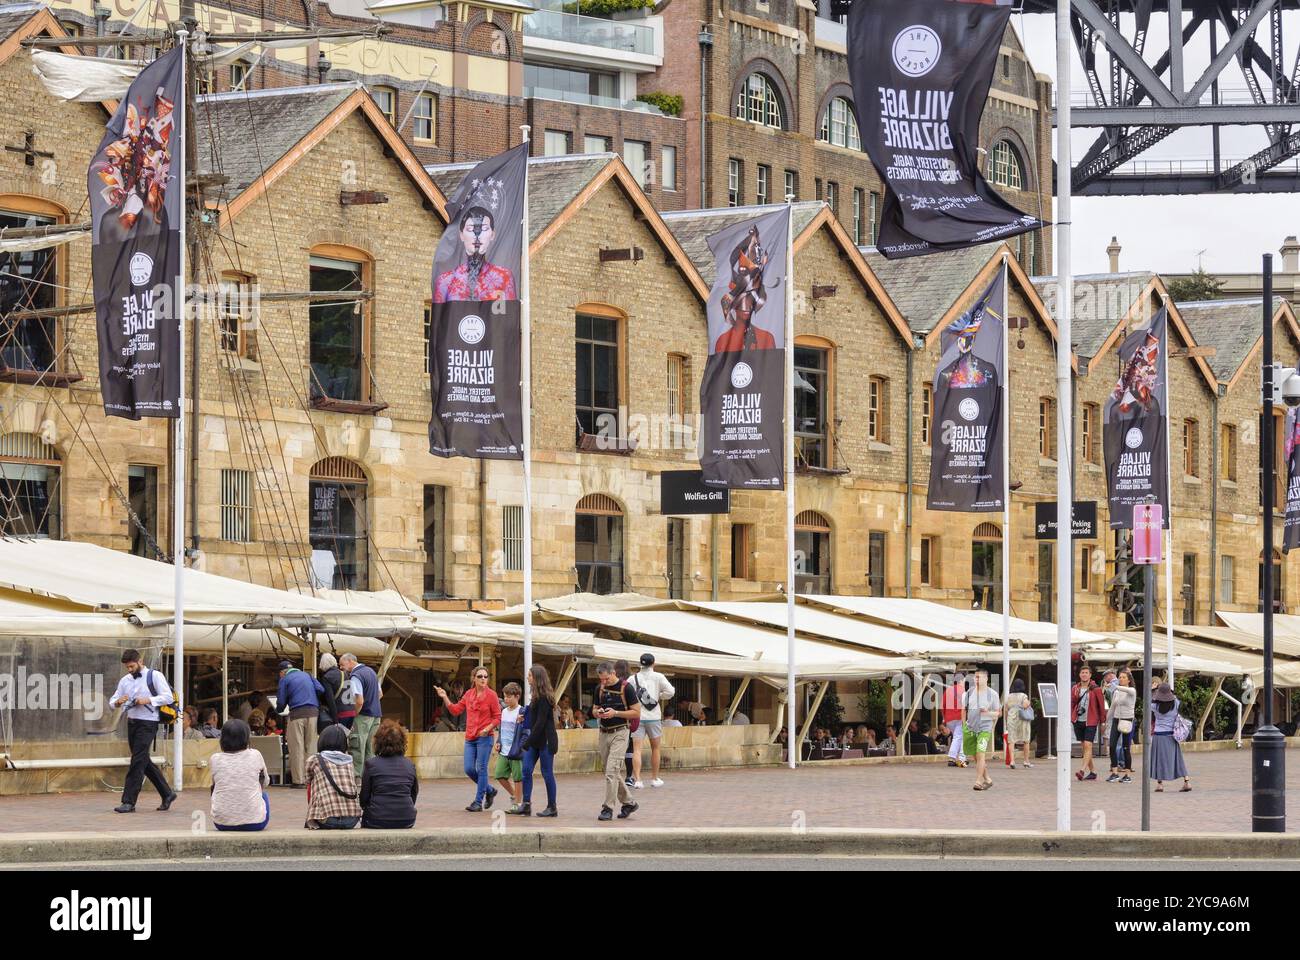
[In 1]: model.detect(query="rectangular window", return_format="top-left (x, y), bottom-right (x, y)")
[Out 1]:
top-left (1183, 418), bottom-right (1199, 476)
top-left (0, 208), bottom-right (59, 374)
top-left (502, 505), bottom-right (524, 572)
top-left (815, 178), bottom-right (823, 201)
top-left (230, 62), bottom-right (248, 90)
top-left (220, 469), bottom-right (252, 543)
top-left (413, 93), bottom-right (436, 142)
top-left (584, 134), bottom-right (610, 154)
top-left (667, 517), bottom-right (686, 598)
top-left (868, 376), bottom-right (889, 443)
top-left (544, 129), bottom-right (570, 156)
top-left (218, 273), bottom-right (255, 359)
top-left (756, 164), bottom-right (769, 205)
top-left (731, 523), bottom-right (754, 580)
top-left (869, 191), bottom-right (880, 245)
top-left (852, 188), bottom-right (864, 244)
top-left (825, 181), bottom-right (838, 217)
top-left (784, 169), bottom-right (796, 201)
top-left (1222, 423), bottom-right (1237, 482)
top-left (920, 536), bottom-right (936, 586)
top-left (1081, 403), bottom-right (1098, 463)
top-left (1220, 555), bottom-right (1234, 605)
top-left (128, 465), bottom-right (158, 557)
top-left (728, 159), bottom-right (741, 206)
top-left (661, 145), bottom-right (677, 191)
top-left (667, 353), bottom-right (686, 420)
top-left (623, 139), bottom-right (649, 187)
top-left (1039, 398), bottom-right (1057, 459)
top-left (1080, 546), bottom-right (1091, 592)
top-left (867, 531), bottom-right (886, 597)
top-left (921, 382), bottom-right (933, 443)
top-left (371, 87), bottom-right (396, 126)
top-left (1182, 552), bottom-right (1197, 624)
top-left (309, 254), bottom-right (367, 403)
top-left (794, 345), bottom-right (830, 468)
top-left (423, 484), bottom-right (448, 599)
top-left (575, 313), bottom-right (620, 436)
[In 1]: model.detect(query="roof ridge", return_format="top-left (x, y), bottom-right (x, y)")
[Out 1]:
top-left (199, 81), bottom-right (361, 104)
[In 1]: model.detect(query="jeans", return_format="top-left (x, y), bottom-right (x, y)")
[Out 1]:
top-left (522, 746), bottom-right (556, 808)
top-left (214, 793), bottom-right (269, 832)
top-left (1110, 719), bottom-right (1133, 771)
top-left (463, 734), bottom-right (495, 804)
top-left (123, 718), bottom-right (172, 805)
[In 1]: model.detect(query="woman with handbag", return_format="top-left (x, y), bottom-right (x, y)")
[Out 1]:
top-left (1003, 678), bottom-right (1034, 769)
top-left (304, 723), bottom-right (362, 829)
top-left (1106, 668), bottom-right (1137, 783)
top-left (1150, 682), bottom-right (1192, 793)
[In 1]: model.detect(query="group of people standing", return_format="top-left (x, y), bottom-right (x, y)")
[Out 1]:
top-left (1073, 665), bottom-right (1191, 792)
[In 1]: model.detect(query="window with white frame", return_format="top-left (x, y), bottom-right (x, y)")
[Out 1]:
top-left (987, 139), bottom-right (1024, 189)
top-left (756, 165), bottom-right (769, 205)
top-left (413, 93), bottom-right (436, 142)
top-left (735, 73), bottom-right (783, 128)
top-left (818, 96), bottom-right (861, 149)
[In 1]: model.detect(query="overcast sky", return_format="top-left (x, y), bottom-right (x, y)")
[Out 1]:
top-left (1015, 11), bottom-right (1300, 276)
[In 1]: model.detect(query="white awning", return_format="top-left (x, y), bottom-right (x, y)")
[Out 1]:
top-left (1215, 612), bottom-right (1300, 659)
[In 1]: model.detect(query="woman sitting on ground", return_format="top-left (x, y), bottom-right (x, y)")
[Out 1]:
top-left (360, 719), bottom-right (419, 829)
top-left (305, 723), bottom-right (363, 829)
top-left (209, 719), bottom-right (270, 832)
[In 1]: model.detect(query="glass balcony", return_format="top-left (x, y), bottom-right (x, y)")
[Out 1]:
top-left (523, 8), bottom-right (654, 56)
top-left (525, 85), bottom-right (666, 115)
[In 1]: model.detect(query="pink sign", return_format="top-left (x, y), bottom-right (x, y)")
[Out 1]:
top-left (1133, 503), bottom-right (1163, 564)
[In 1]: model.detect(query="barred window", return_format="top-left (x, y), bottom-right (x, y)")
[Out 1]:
top-left (220, 469), bottom-right (252, 542)
top-left (503, 505), bottom-right (524, 572)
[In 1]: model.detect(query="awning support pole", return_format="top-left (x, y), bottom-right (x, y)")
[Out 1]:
top-left (725, 677), bottom-right (752, 724)
top-left (221, 625), bottom-right (229, 723)
top-left (797, 681), bottom-right (827, 755)
top-left (1196, 676), bottom-right (1225, 741)
top-left (378, 636), bottom-right (401, 684)
top-left (553, 657), bottom-right (578, 700)
top-left (899, 671), bottom-right (929, 757)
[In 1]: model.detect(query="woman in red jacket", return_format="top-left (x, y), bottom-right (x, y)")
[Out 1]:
top-left (435, 667), bottom-right (502, 812)
top-left (1071, 665), bottom-right (1107, 782)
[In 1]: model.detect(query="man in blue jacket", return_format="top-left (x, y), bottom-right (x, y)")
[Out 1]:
top-left (277, 660), bottom-right (324, 787)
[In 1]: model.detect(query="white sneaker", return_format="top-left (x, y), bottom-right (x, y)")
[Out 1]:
top-left (631, 780), bottom-right (644, 789)
top-left (650, 778), bottom-right (664, 788)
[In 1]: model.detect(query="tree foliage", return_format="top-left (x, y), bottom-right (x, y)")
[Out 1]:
top-left (1166, 267), bottom-right (1223, 303)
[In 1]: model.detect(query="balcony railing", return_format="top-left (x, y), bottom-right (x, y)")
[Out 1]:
top-left (524, 85), bottom-right (666, 115)
top-left (523, 8), bottom-right (654, 55)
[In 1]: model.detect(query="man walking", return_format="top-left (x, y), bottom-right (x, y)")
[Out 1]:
top-left (630, 653), bottom-right (675, 789)
top-left (962, 668), bottom-right (1001, 791)
top-left (342, 653), bottom-right (383, 776)
top-left (109, 649), bottom-right (176, 813)
top-left (276, 659), bottom-right (324, 788)
top-left (592, 662), bottom-right (639, 822)
top-left (941, 672), bottom-right (967, 767)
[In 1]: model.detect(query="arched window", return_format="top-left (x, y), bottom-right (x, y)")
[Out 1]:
top-left (735, 73), bottom-right (783, 129)
top-left (576, 494), bottom-right (623, 594)
top-left (0, 196), bottom-right (67, 380)
top-left (987, 140), bottom-right (1025, 190)
top-left (818, 97), bottom-right (861, 150)
top-left (971, 523), bottom-right (1001, 611)
top-left (794, 510), bottom-right (832, 594)
top-left (309, 457), bottom-right (369, 590)
top-left (0, 432), bottom-right (60, 538)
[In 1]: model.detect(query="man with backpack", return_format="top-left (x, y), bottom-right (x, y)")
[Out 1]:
top-left (592, 662), bottom-right (639, 822)
top-left (109, 648), bottom-right (176, 814)
top-left (629, 652), bottom-right (675, 789)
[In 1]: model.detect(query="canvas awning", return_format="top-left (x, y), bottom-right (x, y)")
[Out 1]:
top-left (1085, 635), bottom-right (1246, 678)
top-left (0, 591), bottom-right (164, 640)
top-left (1215, 612), bottom-right (1300, 659)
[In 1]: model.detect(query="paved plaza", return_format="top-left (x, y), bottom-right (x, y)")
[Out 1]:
top-left (2, 750), bottom-right (1293, 837)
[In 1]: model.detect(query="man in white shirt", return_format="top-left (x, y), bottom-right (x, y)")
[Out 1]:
top-left (630, 653), bottom-right (675, 789)
top-left (109, 648), bottom-right (176, 813)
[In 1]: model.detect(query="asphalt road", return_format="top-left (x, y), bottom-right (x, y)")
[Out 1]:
top-left (7, 854), bottom-right (1297, 871)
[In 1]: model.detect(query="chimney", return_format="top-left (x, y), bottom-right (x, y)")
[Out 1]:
top-left (1107, 236), bottom-right (1122, 274)
top-left (1281, 236), bottom-right (1300, 274)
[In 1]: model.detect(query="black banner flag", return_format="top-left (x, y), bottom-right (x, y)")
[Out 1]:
top-left (428, 142), bottom-right (527, 460)
top-left (699, 208), bottom-right (790, 490)
top-left (89, 47), bottom-right (183, 419)
top-left (1284, 407), bottom-right (1300, 553)
top-left (1103, 305), bottom-right (1170, 529)
top-left (846, 0), bottom-right (1044, 259)
top-left (927, 267), bottom-right (1005, 512)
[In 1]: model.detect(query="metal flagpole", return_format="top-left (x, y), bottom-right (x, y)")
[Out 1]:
top-left (1053, 0), bottom-right (1073, 832)
top-left (1001, 254), bottom-right (1011, 704)
top-left (172, 27), bottom-right (189, 791)
top-left (1162, 297), bottom-right (1174, 686)
top-left (785, 197), bottom-right (796, 770)
top-left (520, 125), bottom-right (534, 703)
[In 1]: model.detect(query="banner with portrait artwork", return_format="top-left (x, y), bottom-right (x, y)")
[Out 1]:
top-left (89, 47), bottom-right (183, 420)
top-left (928, 268), bottom-right (1005, 511)
top-left (699, 208), bottom-right (789, 490)
top-left (428, 142), bottom-right (527, 460)
top-left (846, 0), bottom-right (1045, 259)
top-left (1284, 406), bottom-right (1300, 553)
top-left (1103, 305), bottom-right (1170, 529)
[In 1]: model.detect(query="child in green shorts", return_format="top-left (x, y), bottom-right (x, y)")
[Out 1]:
top-left (495, 682), bottom-right (525, 812)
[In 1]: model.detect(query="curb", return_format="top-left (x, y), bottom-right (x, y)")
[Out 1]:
top-left (2, 827), bottom-right (1298, 865)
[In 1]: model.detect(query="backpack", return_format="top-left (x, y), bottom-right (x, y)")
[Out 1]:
top-left (620, 681), bottom-right (639, 734)
top-left (144, 669), bottom-right (180, 726)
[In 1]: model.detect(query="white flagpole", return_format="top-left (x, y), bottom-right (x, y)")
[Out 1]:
top-left (1162, 299), bottom-right (1174, 685)
top-left (520, 126), bottom-right (533, 702)
top-left (172, 29), bottom-right (189, 791)
top-left (1054, 0), bottom-right (1074, 832)
top-left (1001, 254), bottom-right (1011, 704)
top-left (785, 198), bottom-right (796, 770)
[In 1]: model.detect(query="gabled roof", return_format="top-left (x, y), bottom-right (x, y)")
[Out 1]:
top-left (427, 152), bottom-right (709, 302)
top-left (1178, 297), bottom-right (1300, 391)
top-left (197, 82), bottom-right (447, 226)
top-left (0, 3), bottom-right (87, 67)
top-left (660, 201), bottom-right (912, 346)
top-left (1031, 271), bottom-right (1157, 361)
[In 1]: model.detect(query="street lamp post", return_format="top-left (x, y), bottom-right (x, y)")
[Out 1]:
top-left (1253, 252), bottom-right (1286, 833)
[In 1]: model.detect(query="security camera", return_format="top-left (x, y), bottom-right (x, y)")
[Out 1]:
top-left (1283, 371), bottom-right (1300, 407)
